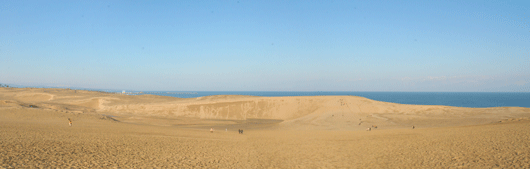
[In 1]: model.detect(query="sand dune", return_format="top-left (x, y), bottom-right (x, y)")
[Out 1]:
top-left (1, 87), bottom-right (528, 130)
top-left (1, 87), bottom-right (530, 168)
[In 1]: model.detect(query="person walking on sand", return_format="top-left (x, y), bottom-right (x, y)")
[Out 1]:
top-left (210, 128), bottom-right (214, 133)
top-left (68, 118), bottom-right (72, 127)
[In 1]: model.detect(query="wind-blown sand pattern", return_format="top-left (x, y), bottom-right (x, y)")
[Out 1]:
top-left (1, 87), bottom-right (530, 168)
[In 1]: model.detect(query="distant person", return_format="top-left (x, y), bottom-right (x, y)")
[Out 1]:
top-left (210, 128), bottom-right (214, 133)
top-left (412, 125), bottom-right (415, 129)
top-left (366, 127), bottom-right (371, 131)
top-left (68, 118), bottom-right (72, 127)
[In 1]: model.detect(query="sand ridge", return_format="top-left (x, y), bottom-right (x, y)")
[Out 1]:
top-left (1, 87), bottom-right (529, 130)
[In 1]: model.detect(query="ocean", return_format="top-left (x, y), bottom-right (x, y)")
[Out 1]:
top-left (128, 91), bottom-right (530, 108)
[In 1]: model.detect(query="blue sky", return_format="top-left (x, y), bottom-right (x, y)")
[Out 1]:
top-left (1, 0), bottom-right (529, 91)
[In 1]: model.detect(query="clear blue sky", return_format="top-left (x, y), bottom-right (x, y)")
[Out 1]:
top-left (1, 0), bottom-right (529, 91)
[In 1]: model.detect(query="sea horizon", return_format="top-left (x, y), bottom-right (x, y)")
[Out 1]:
top-left (4, 86), bottom-right (529, 108)
top-left (93, 90), bottom-right (529, 108)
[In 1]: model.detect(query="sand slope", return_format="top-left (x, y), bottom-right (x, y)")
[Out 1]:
top-left (1, 87), bottom-right (530, 168)
top-left (1, 106), bottom-right (529, 168)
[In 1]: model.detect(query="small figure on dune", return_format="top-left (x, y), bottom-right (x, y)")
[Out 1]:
top-left (210, 128), bottom-right (214, 133)
top-left (238, 129), bottom-right (244, 134)
top-left (412, 125), bottom-right (415, 129)
top-left (68, 118), bottom-right (72, 127)
top-left (372, 125), bottom-right (377, 129)
top-left (366, 127), bottom-right (371, 131)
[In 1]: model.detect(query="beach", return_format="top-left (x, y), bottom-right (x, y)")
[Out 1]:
top-left (1, 87), bottom-right (530, 168)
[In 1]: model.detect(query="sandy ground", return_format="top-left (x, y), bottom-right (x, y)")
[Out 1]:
top-left (1, 87), bottom-right (530, 168)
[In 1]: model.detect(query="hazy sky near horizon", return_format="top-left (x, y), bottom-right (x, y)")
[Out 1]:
top-left (1, 0), bottom-right (529, 91)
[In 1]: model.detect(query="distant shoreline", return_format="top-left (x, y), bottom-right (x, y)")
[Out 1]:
top-left (131, 91), bottom-right (530, 108)
top-left (1, 87), bottom-right (529, 108)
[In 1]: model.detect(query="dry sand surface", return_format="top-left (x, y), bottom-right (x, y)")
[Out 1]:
top-left (1, 87), bottom-right (530, 168)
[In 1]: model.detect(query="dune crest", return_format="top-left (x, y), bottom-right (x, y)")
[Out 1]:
top-left (1, 87), bottom-right (529, 130)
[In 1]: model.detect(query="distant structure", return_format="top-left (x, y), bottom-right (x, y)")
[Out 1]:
top-left (122, 90), bottom-right (126, 94)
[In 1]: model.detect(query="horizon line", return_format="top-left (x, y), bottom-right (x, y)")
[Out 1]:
top-left (1, 86), bottom-right (528, 93)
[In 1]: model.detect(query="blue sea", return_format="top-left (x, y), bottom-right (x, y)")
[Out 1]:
top-left (128, 91), bottom-right (530, 108)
